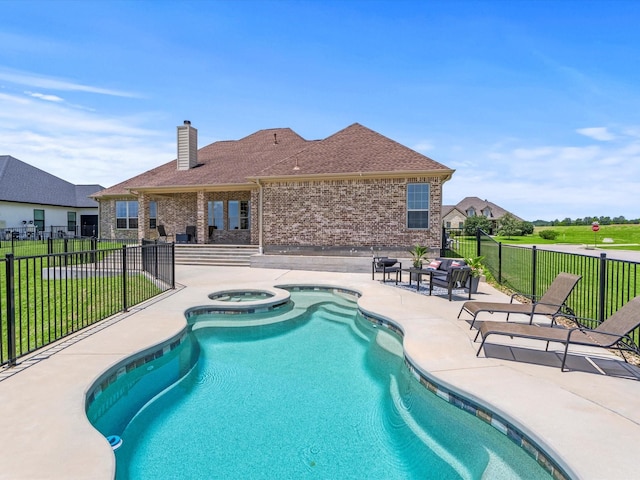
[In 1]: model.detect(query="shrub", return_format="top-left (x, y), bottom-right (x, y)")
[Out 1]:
top-left (539, 229), bottom-right (559, 240)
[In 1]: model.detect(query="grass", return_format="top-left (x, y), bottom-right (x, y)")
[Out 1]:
top-left (0, 245), bottom-right (166, 364)
top-left (492, 224), bottom-right (640, 247)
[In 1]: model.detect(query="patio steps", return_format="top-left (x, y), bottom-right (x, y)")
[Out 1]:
top-left (174, 244), bottom-right (259, 266)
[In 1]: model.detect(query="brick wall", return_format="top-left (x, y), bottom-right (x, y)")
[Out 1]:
top-left (98, 176), bottom-right (444, 250)
top-left (261, 176), bottom-right (443, 249)
top-left (98, 196), bottom-right (138, 240)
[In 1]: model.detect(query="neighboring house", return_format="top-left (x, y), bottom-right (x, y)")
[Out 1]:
top-left (0, 155), bottom-right (103, 239)
top-left (92, 122), bottom-right (454, 255)
top-left (442, 196), bottom-right (523, 231)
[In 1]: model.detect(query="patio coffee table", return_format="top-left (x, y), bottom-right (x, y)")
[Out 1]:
top-left (402, 268), bottom-right (435, 291)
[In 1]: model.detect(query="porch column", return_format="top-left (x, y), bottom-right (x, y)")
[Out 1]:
top-left (138, 192), bottom-right (147, 242)
top-left (196, 190), bottom-right (206, 244)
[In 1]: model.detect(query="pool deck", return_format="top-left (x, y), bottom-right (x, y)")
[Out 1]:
top-left (1, 265), bottom-right (639, 479)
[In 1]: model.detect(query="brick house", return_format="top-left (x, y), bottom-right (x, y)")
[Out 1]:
top-left (92, 122), bottom-right (454, 256)
top-left (442, 196), bottom-right (523, 231)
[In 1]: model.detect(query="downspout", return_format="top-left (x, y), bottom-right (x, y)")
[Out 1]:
top-left (255, 179), bottom-right (264, 254)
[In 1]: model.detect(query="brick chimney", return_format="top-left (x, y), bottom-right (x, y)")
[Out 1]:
top-left (177, 120), bottom-right (198, 170)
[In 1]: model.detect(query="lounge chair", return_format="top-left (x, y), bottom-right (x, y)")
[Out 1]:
top-left (475, 296), bottom-right (640, 371)
top-left (458, 272), bottom-right (581, 329)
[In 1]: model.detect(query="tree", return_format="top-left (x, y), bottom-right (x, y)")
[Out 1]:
top-left (463, 215), bottom-right (492, 236)
top-left (519, 221), bottom-right (534, 235)
top-left (497, 214), bottom-right (522, 239)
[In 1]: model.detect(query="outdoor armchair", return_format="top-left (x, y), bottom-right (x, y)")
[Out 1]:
top-left (458, 272), bottom-right (582, 329)
top-left (429, 266), bottom-right (473, 301)
top-left (475, 296), bottom-right (640, 372)
top-left (372, 257), bottom-right (402, 284)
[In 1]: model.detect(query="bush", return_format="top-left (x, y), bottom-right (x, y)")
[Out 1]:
top-left (539, 229), bottom-right (559, 240)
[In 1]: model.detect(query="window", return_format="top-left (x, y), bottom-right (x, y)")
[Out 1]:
top-left (407, 184), bottom-right (429, 229)
top-left (33, 209), bottom-right (45, 231)
top-left (208, 201), bottom-right (224, 230)
top-left (482, 207), bottom-right (492, 218)
top-left (149, 201), bottom-right (157, 229)
top-left (466, 207), bottom-right (476, 217)
top-left (228, 200), bottom-right (250, 230)
top-left (67, 212), bottom-right (77, 232)
top-left (116, 201), bottom-right (139, 229)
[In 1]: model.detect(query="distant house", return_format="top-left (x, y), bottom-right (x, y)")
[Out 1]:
top-left (0, 155), bottom-right (103, 239)
top-left (442, 196), bottom-right (522, 231)
top-left (92, 122), bottom-right (455, 255)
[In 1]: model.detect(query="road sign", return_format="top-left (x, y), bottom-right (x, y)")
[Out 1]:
top-left (592, 222), bottom-right (600, 232)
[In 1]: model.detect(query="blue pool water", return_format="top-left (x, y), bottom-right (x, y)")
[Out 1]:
top-left (88, 290), bottom-right (553, 479)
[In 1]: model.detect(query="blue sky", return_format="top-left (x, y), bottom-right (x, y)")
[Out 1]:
top-left (1, 0), bottom-right (639, 221)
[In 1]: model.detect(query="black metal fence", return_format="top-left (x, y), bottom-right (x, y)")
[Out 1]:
top-left (0, 242), bottom-right (175, 367)
top-left (446, 228), bottom-right (640, 349)
top-left (0, 236), bottom-right (140, 259)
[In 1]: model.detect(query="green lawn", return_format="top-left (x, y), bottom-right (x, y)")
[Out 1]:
top-left (493, 224), bottom-right (640, 247)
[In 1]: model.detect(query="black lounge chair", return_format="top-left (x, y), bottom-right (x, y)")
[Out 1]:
top-left (458, 272), bottom-right (582, 329)
top-left (372, 257), bottom-right (402, 284)
top-left (475, 296), bottom-right (640, 371)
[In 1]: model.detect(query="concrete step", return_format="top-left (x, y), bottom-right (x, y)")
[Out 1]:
top-left (174, 244), bottom-right (259, 266)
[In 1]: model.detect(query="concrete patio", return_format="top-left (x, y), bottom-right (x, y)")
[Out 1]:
top-left (0, 265), bottom-right (639, 479)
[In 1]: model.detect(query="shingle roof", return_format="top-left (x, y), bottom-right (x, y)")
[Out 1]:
top-left (255, 123), bottom-right (450, 177)
top-left (94, 128), bottom-right (311, 196)
top-left (0, 155), bottom-right (103, 207)
top-left (93, 123), bottom-right (453, 197)
top-left (455, 196), bottom-right (523, 221)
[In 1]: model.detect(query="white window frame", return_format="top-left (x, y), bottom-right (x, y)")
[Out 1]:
top-left (406, 183), bottom-right (429, 229)
top-left (116, 201), bottom-right (139, 229)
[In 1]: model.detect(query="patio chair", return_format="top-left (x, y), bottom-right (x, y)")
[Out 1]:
top-left (458, 272), bottom-right (582, 329)
top-left (157, 225), bottom-right (173, 242)
top-left (372, 257), bottom-right (402, 284)
top-left (429, 266), bottom-right (472, 301)
top-left (186, 225), bottom-right (197, 243)
top-left (475, 296), bottom-right (640, 371)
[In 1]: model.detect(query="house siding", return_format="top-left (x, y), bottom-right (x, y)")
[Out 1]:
top-left (260, 176), bottom-right (442, 250)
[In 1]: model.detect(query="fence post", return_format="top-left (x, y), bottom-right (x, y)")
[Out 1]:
top-left (171, 242), bottom-right (176, 289)
top-left (48, 237), bottom-right (53, 255)
top-left (6, 254), bottom-right (16, 366)
top-left (598, 253), bottom-right (607, 323)
top-left (494, 241), bottom-right (500, 284)
top-left (530, 246), bottom-right (537, 298)
top-left (122, 245), bottom-right (128, 312)
top-left (476, 229), bottom-right (481, 257)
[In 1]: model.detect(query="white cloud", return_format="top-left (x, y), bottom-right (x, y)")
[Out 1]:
top-left (576, 127), bottom-right (616, 141)
top-left (0, 68), bottom-right (140, 98)
top-left (25, 91), bottom-right (64, 102)
top-left (442, 134), bottom-right (640, 220)
top-left (411, 141), bottom-right (434, 153)
top-left (0, 92), bottom-right (173, 188)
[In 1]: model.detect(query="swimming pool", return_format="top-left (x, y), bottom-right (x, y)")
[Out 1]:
top-left (87, 288), bottom-right (558, 479)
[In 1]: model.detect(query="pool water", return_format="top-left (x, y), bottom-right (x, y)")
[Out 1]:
top-left (209, 290), bottom-right (275, 302)
top-left (90, 290), bottom-right (552, 479)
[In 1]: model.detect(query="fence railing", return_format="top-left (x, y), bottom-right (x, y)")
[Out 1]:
top-left (0, 236), bottom-right (140, 259)
top-left (468, 229), bottom-right (640, 349)
top-left (0, 241), bottom-right (175, 367)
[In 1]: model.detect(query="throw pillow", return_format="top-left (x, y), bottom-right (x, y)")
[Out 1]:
top-left (427, 260), bottom-right (442, 270)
